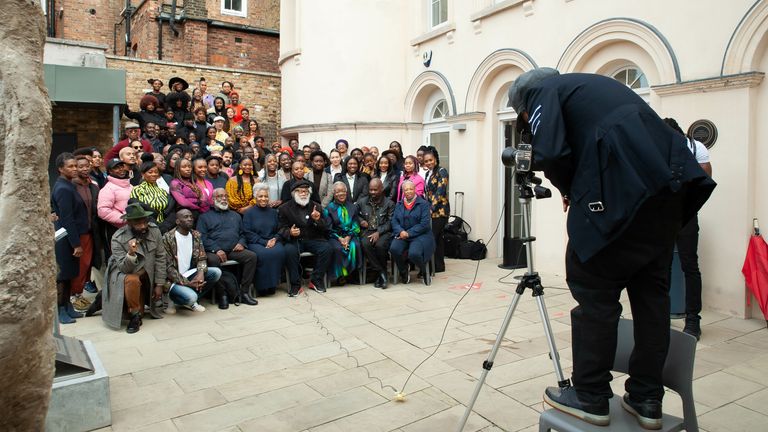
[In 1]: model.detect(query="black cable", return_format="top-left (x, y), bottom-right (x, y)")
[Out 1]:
top-left (397, 204), bottom-right (506, 395)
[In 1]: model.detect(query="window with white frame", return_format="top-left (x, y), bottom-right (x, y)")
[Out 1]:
top-left (431, 99), bottom-right (449, 120)
top-left (430, 0), bottom-right (448, 28)
top-left (222, 0), bottom-right (247, 17)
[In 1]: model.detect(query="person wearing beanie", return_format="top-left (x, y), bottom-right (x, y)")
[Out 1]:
top-left (507, 68), bottom-right (715, 428)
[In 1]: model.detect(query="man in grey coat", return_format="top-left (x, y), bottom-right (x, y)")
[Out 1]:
top-left (103, 203), bottom-right (167, 333)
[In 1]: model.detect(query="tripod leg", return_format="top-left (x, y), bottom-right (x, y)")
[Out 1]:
top-left (534, 294), bottom-right (571, 388)
top-left (456, 291), bottom-right (524, 432)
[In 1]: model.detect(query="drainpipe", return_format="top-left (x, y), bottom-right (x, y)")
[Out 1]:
top-left (48, 0), bottom-right (56, 37)
top-left (169, 0), bottom-right (179, 36)
top-left (123, 0), bottom-right (133, 56)
top-left (157, 19), bottom-right (163, 60)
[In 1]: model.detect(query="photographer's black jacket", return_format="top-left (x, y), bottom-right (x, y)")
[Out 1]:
top-left (522, 73), bottom-right (715, 261)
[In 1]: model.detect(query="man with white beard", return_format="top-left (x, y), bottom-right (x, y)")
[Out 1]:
top-left (197, 188), bottom-right (259, 305)
top-left (278, 180), bottom-right (332, 296)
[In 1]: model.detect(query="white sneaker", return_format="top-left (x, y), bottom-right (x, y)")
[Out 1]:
top-left (187, 303), bottom-right (206, 312)
top-left (164, 303), bottom-right (177, 314)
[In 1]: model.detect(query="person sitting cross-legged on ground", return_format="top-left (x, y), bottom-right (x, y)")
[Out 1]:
top-left (278, 180), bottom-right (332, 296)
top-left (197, 188), bottom-right (259, 306)
top-left (357, 178), bottom-right (395, 288)
top-left (325, 182), bottom-right (362, 286)
top-left (163, 209), bottom-right (223, 311)
top-left (390, 180), bottom-right (435, 284)
top-left (102, 203), bottom-right (167, 334)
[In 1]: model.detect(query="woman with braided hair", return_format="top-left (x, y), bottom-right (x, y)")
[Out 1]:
top-left (170, 158), bottom-right (212, 218)
top-left (225, 156), bottom-right (259, 215)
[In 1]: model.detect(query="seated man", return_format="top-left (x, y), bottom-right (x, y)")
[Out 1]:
top-left (197, 188), bottom-right (259, 306)
top-left (163, 209), bottom-right (223, 311)
top-left (357, 178), bottom-right (395, 288)
top-left (103, 203), bottom-right (167, 334)
top-left (278, 180), bottom-right (331, 296)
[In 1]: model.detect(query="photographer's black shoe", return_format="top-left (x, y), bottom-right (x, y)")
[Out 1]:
top-left (683, 314), bottom-right (701, 341)
top-left (621, 393), bottom-right (662, 430)
top-left (543, 386), bottom-right (609, 426)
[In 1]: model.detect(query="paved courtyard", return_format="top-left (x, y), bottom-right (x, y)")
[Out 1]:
top-left (62, 258), bottom-right (768, 432)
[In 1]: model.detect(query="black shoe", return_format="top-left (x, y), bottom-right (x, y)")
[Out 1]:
top-left (241, 293), bottom-right (259, 306)
top-left (621, 393), bottom-right (662, 430)
top-left (126, 313), bottom-right (142, 334)
top-left (380, 273), bottom-right (388, 289)
top-left (288, 285), bottom-right (301, 297)
top-left (543, 386), bottom-right (609, 426)
top-left (85, 292), bottom-right (102, 317)
top-left (310, 279), bottom-right (326, 293)
top-left (683, 315), bottom-right (701, 341)
top-left (218, 295), bottom-right (230, 310)
top-left (399, 270), bottom-right (410, 285)
top-left (267, 287), bottom-right (276, 295)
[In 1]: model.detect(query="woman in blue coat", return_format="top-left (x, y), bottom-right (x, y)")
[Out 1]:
top-left (51, 153), bottom-right (90, 324)
top-left (390, 179), bottom-right (435, 284)
top-left (243, 183), bottom-right (285, 295)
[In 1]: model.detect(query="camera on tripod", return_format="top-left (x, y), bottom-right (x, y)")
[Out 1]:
top-left (501, 142), bottom-right (551, 200)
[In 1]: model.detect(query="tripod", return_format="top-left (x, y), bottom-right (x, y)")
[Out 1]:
top-left (456, 171), bottom-right (571, 432)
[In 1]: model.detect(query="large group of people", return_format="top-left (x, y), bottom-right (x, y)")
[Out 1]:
top-left (51, 76), bottom-right (450, 334)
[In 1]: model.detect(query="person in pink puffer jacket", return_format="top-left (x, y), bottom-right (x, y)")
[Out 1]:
top-left (98, 159), bottom-right (133, 236)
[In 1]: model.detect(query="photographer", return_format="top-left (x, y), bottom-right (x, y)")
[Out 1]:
top-left (507, 68), bottom-right (715, 428)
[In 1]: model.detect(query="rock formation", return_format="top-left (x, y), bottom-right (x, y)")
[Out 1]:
top-left (0, 0), bottom-right (57, 429)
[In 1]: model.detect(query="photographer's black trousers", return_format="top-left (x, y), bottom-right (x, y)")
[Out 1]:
top-left (676, 216), bottom-right (703, 317)
top-left (565, 189), bottom-right (684, 403)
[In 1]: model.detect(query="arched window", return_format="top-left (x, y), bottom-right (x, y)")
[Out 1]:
top-left (431, 99), bottom-right (448, 120)
top-left (611, 65), bottom-right (649, 102)
top-left (612, 66), bottom-right (649, 90)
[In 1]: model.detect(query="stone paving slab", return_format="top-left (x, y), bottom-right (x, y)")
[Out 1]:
top-left (62, 258), bottom-right (768, 431)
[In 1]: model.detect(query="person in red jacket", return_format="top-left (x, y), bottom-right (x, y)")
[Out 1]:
top-left (105, 122), bottom-right (152, 160)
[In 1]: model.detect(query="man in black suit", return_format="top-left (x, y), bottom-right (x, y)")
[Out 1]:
top-left (357, 178), bottom-right (395, 288)
top-left (278, 180), bottom-right (331, 296)
top-left (508, 68), bottom-right (715, 429)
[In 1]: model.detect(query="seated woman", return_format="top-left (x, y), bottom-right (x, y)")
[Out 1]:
top-left (325, 182), bottom-right (362, 285)
top-left (390, 180), bottom-right (435, 284)
top-left (243, 183), bottom-right (285, 296)
top-left (225, 156), bottom-right (258, 215)
top-left (396, 155), bottom-right (425, 202)
top-left (170, 158), bottom-right (212, 218)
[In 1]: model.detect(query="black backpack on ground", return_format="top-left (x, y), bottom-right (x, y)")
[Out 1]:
top-left (444, 216), bottom-right (470, 258)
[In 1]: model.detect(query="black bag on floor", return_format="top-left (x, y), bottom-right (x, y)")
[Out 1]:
top-left (459, 239), bottom-right (487, 261)
top-left (444, 216), bottom-right (470, 258)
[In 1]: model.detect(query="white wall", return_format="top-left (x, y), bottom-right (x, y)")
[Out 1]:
top-left (281, 0), bottom-right (766, 317)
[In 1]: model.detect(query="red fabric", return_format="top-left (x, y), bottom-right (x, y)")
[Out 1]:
top-left (742, 234), bottom-right (768, 320)
top-left (71, 234), bottom-right (93, 295)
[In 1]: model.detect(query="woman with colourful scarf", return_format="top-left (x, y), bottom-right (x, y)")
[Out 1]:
top-left (325, 182), bottom-right (362, 285)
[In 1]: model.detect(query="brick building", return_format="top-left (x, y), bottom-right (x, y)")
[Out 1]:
top-left (43, 0), bottom-right (282, 151)
top-left (46, 0), bottom-right (279, 72)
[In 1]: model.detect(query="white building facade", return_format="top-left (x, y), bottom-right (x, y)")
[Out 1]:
top-left (279, 0), bottom-right (768, 319)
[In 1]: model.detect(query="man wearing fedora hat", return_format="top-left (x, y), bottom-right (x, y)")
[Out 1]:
top-left (102, 202), bottom-right (167, 333)
top-left (278, 179), bottom-right (332, 296)
top-left (105, 122), bottom-right (153, 160)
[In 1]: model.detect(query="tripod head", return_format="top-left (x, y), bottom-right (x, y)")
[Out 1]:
top-left (515, 169), bottom-right (552, 200)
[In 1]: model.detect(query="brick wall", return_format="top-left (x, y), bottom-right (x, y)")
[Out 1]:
top-left (206, 0), bottom-right (279, 30)
top-left (107, 55), bottom-right (281, 143)
top-left (52, 105), bottom-right (115, 154)
top-left (56, 0), bottom-right (123, 53)
top-left (206, 28), bottom-right (278, 72)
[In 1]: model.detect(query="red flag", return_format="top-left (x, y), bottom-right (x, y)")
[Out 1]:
top-left (742, 230), bottom-right (768, 321)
